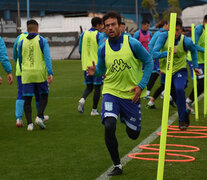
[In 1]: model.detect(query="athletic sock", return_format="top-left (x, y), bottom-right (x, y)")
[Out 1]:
top-left (15, 99), bottom-right (25, 119)
top-left (37, 93), bottom-right (48, 119)
top-left (82, 84), bottom-right (93, 99)
top-left (104, 117), bottom-right (120, 165)
top-left (24, 96), bottom-right (33, 125)
top-left (93, 85), bottom-right (101, 109)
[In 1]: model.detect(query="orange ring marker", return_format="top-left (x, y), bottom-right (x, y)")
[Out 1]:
top-left (128, 152), bottom-right (195, 162)
top-left (157, 131), bottom-right (207, 138)
top-left (138, 144), bottom-right (200, 152)
top-left (168, 125), bottom-right (207, 132)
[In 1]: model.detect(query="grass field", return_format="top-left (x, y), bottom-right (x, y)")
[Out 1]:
top-left (0, 60), bottom-right (207, 180)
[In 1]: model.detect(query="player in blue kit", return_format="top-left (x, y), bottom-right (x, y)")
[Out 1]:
top-left (152, 18), bottom-right (200, 130)
top-left (146, 20), bottom-right (169, 99)
top-left (133, 19), bottom-right (152, 52)
top-left (13, 32), bottom-right (49, 127)
top-left (18, 20), bottom-right (53, 131)
top-left (186, 15), bottom-right (207, 111)
top-left (87, 11), bottom-right (153, 176)
top-left (78, 17), bottom-right (104, 116)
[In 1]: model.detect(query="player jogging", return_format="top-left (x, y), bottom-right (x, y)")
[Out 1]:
top-left (78, 17), bottom-right (104, 116)
top-left (186, 15), bottom-right (207, 111)
top-left (152, 18), bottom-right (200, 130)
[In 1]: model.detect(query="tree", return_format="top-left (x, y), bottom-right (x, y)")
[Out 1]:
top-left (162, 0), bottom-right (182, 20)
top-left (142, 0), bottom-right (159, 22)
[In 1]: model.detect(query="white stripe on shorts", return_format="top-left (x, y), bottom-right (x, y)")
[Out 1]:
top-left (125, 121), bottom-right (137, 131)
top-left (104, 112), bottom-right (118, 119)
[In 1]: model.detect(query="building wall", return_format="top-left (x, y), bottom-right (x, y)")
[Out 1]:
top-left (182, 4), bottom-right (207, 26)
top-left (21, 15), bottom-right (92, 33)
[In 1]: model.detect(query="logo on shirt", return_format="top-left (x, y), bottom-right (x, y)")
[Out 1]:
top-left (111, 59), bottom-right (131, 72)
top-left (28, 43), bottom-right (34, 67)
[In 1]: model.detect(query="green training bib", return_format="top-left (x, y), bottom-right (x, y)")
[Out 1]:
top-left (22, 35), bottom-right (48, 84)
top-left (81, 30), bottom-right (99, 70)
top-left (160, 34), bottom-right (186, 74)
top-left (103, 35), bottom-right (146, 99)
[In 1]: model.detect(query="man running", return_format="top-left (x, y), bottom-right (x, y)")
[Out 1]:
top-left (87, 11), bottom-right (153, 176)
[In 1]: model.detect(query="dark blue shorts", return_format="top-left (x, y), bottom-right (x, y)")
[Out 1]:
top-left (102, 94), bottom-right (141, 132)
top-left (84, 71), bottom-right (103, 85)
top-left (187, 60), bottom-right (204, 80)
top-left (22, 81), bottom-right (49, 97)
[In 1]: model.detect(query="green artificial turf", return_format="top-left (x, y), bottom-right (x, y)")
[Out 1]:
top-left (0, 60), bottom-right (206, 180)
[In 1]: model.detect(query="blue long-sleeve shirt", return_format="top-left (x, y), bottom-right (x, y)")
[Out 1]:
top-left (0, 36), bottom-right (12, 74)
top-left (152, 32), bottom-right (198, 69)
top-left (195, 24), bottom-right (204, 53)
top-left (13, 32), bottom-right (28, 62)
top-left (133, 29), bottom-right (152, 40)
top-left (79, 28), bottom-right (104, 54)
top-left (102, 32), bottom-right (108, 41)
top-left (95, 34), bottom-right (153, 90)
top-left (148, 28), bottom-right (167, 54)
top-left (18, 33), bottom-right (54, 75)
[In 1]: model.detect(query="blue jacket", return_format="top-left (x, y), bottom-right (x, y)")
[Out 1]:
top-left (95, 34), bottom-right (153, 90)
top-left (0, 36), bottom-right (12, 75)
top-left (148, 28), bottom-right (167, 54)
top-left (18, 33), bottom-right (54, 75)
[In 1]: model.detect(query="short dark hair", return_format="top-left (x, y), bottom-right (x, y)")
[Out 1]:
top-left (204, 15), bottom-right (207, 21)
top-left (103, 11), bottom-right (121, 25)
top-left (156, 20), bottom-right (168, 28)
top-left (27, 19), bottom-right (38, 26)
top-left (142, 19), bottom-right (150, 25)
top-left (120, 22), bottom-right (125, 25)
top-left (91, 17), bottom-right (102, 27)
top-left (176, 18), bottom-right (182, 27)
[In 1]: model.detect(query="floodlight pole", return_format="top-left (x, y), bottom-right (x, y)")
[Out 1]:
top-left (17, 0), bottom-right (21, 33)
top-left (27, 0), bottom-right (30, 20)
top-left (93, 0), bottom-right (95, 12)
top-left (135, 0), bottom-right (138, 26)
